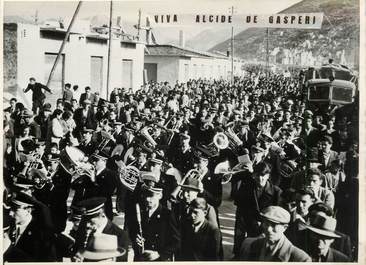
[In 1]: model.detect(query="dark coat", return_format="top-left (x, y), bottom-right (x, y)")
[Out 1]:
top-left (73, 108), bottom-right (97, 134)
top-left (24, 82), bottom-right (51, 101)
top-left (247, 236), bottom-right (311, 262)
top-left (168, 147), bottom-right (195, 175)
top-left (129, 204), bottom-right (180, 261)
top-left (179, 220), bottom-right (221, 261)
top-left (95, 168), bottom-right (120, 220)
top-left (321, 248), bottom-right (350, 262)
top-left (7, 207), bottom-right (57, 261)
top-left (78, 140), bottom-right (98, 157)
top-left (79, 92), bottom-right (95, 105)
top-left (201, 169), bottom-right (223, 209)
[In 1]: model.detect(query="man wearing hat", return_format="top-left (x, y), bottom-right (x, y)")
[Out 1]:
top-left (302, 114), bottom-right (321, 148)
top-left (81, 234), bottom-right (126, 262)
top-left (305, 212), bottom-right (349, 261)
top-left (179, 197), bottom-right (221, 261)
top-left (244, 206), bottom-right (311, 261)
top-left (233, 162), bottom-right (282, 258)
top-left (73, 197), bottom-right (130, 261)
top-left (7, 192), bottom-right (57, 261)
top-left (78, 128), bottom-right (97, 156)
top-left (90, 153), bottom-right (120, 220)
top-left (172, 176), bottom-right (218, 228)
top-left (20, 109), bottom-right (41, 139)
top-left (23, 77), bottom-right (52, 114)
top-left (129, 185), bottom-right (180, 261)
top-left (168, 133), bottom-right (195, 176)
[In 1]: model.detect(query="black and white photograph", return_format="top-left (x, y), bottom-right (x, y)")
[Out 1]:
top-left (2, 0), bottom-right (364, 262)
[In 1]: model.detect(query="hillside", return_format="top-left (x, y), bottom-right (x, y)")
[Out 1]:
top-left (209, 0), bottom-right (359, 68)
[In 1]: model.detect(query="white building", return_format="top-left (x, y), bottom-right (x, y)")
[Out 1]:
top-left (144, 44), bottom-right (245, 84)
top-left (3, 22), bottom-right (145, 108)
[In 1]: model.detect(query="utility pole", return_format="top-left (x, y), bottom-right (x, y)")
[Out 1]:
top-left (106, 0), bottom-right (113, 99)
top-left (230, 6), bottom-right (234, 84)
top-left (46, 1), bottom-right (82, 87)
top-left (137, 9), bottom-right (141, 39)
top-left (266, 28), bottom-right (269, 77)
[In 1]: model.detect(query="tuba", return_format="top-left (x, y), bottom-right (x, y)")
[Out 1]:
top-left (225, 127), bottom-right (243, 155)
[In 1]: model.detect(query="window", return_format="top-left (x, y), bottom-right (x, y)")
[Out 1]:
top-left (90, 56), bottom-right (103, 95)
top-left (44, 53), bottom-right (65, 103)
top-left (122, 59), bottom-right (133, 89)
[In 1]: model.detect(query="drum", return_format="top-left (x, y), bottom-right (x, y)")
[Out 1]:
top-left (60, 146), bottom-right (90, 175)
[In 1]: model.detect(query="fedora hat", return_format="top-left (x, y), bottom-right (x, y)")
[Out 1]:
top-left (81, 234), bottom-right (126, 261)
top-left (305, 212), bottom-right (341, 238)
top-left (180, 177), bottom-right (200, 192)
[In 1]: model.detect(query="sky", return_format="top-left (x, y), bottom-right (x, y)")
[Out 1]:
top-left (3, 0), bottom-right (302, 44)
top-left (4, 0), bottom-right (301, 23)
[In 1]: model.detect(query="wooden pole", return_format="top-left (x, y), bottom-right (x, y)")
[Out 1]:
top-left (137, 9), bottom-right (141, 39)
top-left (266, 28), bottom-right (269, 77)
top-left (46, 1), bottom-right (82, 87)
top-left (106, 0), bottom-right (113, 99)
top-left (230, 6), bottom-right (234, 84)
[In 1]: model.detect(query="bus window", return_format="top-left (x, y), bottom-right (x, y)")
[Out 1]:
top-left (332, 86), bottom-right (353, 103)
top-left (309, 85), bottom-right (330, 100)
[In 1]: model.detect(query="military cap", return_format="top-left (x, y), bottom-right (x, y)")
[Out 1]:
top-left (91, 152), bottom-right (109, 161)
top-left (43, 103), bottom-right (52, 112)
top-left (10, 192), bottom-right (36, 208)
top-left (113, 121), bottom-right (122, 126)
top-left (70, 205), bottom-right (84, 221)
top-left (21, 109), bottom-right (33, 117)
top-left (142, 185), bottom-right (163, 196)
top-left (251, 145), bottom-right (265, 153)
top-left (82, 127), bottom-right (94, 134)
top-left (77, 197), bottom-right (106, 218)
top-left (140, 171), bottom-right (158, 183)
top-left (258, 133), bottom-right (274, 143)
top-left (149, 158), bottom-right (163, 165)
top-left (260, 206), bottom-right (290, 224)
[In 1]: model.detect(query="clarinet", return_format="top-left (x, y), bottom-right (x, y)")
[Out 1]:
top-left (135, 203), bottom-right (144, 253)
top-left (83, 227), bottom-right (96, 249)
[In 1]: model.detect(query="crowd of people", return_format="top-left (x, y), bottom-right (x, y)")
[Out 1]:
top-left (3, 68), bottom-right (359, 262)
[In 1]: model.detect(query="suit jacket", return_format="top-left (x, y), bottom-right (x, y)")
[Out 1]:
top-left (79, 92), bottom-right (95, 105)
top-left (24, 82), bottom-right (51, 101)
top-left (235, 178), bottom-right (282, 233)
top-left (247, 236), bottom-right (311, 262)
top-left (73, 108), bottom-right (97, 133)
top-left (322, 247), bottom-right (350, 262)
top-left (179, 220), bottom-right (221, 261)
top-left (95, 168), bottom-right (120, 220)
top-left (319, 150), bottom-right (339, 170)
top-left (129, 204), bottom-right (180, 261)
top-left (201, 170), bottom-right (223, 209)
top-left (8, 210), bottom-right (57, 261)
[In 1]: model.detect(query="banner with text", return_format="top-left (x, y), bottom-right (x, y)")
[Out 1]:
top-left (147, 13), bottom-right (324, 29)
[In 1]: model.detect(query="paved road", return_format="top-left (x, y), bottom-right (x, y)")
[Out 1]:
top-left (218, 182), bottom-right (237, 260)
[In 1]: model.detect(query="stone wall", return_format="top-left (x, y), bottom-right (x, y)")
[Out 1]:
top-left (3, 23), bottom-right (18, 100)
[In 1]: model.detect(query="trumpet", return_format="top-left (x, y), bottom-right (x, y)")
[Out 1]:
top-left (170, 169), bottom-right (202, 202)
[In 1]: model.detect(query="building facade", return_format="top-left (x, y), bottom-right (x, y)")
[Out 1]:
top-left (3, 22), bottom-right (145, 108)
top-left (144, 44), bottom-right (245, 84)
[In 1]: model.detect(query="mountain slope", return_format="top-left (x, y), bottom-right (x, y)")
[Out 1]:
top-left (209, 0), bottom-right (359, 67)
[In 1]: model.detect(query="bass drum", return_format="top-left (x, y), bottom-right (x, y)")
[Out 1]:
top-left (60, 146), bottom-right (89, 175)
